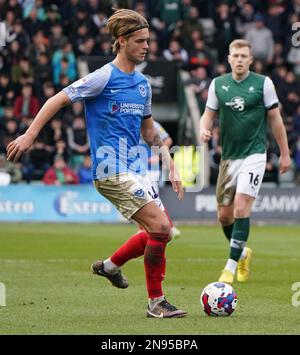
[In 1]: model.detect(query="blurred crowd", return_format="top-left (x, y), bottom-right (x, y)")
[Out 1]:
top-left (0, 0), bottom-right (300, 186)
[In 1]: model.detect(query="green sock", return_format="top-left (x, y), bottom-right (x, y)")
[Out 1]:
top-left (222, 223), bottom-right (234, 241)
top-left (229, 218), bottom-right (249, 262)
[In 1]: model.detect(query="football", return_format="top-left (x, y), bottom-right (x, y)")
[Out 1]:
top-left (200, 282), bottom-right (238, 317)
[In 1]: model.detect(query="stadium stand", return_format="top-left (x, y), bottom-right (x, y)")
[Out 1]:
top-left (0, 0), bottom-right (299, 187)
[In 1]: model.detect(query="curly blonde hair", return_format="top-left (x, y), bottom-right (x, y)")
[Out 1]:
top-left (106, 8), bottom-right (149, 54)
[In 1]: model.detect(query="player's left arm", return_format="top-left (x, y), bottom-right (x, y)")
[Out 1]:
top-left (264, 76), bottom-right (291, 174)
top-left (141, 117), bottom-right (184, 200)
top-left (267, 107), bottom-right (291, 174)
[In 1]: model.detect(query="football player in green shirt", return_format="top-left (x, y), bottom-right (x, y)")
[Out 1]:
top-left (200, 39), bottom-right (291, 284)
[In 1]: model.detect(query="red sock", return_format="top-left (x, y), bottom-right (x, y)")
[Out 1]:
top-left (144, 232), bottom-right (168, 299)
top-left (110, 230), bottom-right (148, 267)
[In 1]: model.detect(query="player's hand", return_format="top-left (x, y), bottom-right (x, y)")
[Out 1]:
top-left (200, 129), bottom-right (212, 143)
top-left (279, 154), bottom-right (291, 174)
top-left (169, 167), bottom-right (184, 200)
top-left (6, 133), bottom-right (34, 162)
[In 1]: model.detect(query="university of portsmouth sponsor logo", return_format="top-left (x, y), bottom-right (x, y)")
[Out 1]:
top-left (109, 101), bottom-right (120, 114)
top-left (109, 101), bottom-right (144, 115)
top-left (139, 85), bottom-right (146, 97)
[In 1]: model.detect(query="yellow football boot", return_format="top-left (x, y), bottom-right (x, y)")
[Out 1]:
top-left (218, 269), bottom-right (234, 284)
top-left (237, 247), bottom-right (253, 282)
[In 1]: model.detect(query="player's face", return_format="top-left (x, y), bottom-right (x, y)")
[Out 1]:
top-left (124, 28), bottom-right (150, 64)
top-left (228, 46), bottom-right (253, 76)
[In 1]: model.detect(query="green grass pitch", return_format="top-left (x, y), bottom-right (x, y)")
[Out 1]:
top-left (0, 223), bottom-right (299, 335)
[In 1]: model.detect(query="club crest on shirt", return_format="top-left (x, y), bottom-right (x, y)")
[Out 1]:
top-left (139, 85), bottom-right (146, 98)
top-left (133, 188), bottom-right (145, 199)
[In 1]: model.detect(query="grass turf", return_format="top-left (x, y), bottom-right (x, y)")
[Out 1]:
top-left (0, 223), bottom-right (299, 335)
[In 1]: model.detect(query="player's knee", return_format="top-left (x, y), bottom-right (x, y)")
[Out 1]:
top-left (149, 219), bottom-right (171, 241)
top-left (218, 214), bottom-right (233, 226)
top-left (234, 206), bottom-right (249, 218)
top-left (158, 220), bottom-right (171, 238)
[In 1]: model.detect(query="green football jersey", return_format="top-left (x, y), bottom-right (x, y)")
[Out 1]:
top-left (213, 72), bottom-right (270, 160)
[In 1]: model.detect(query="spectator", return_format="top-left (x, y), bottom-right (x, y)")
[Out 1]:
top-left (272, 42), bottom-right (285, 68)
top-left (49, 23), bottom-right (68, 51)
top-left (2, 0), bottom-right (23, 20)
top-left (11, 56), bottom-right (34, 84)
top-left (214, 2), bottom-right (237, 62)
top-left (186, 66), bottom-right (211, 96)
top-left (34, 54), bottom-right (53, 96)
top-left (0, 153), bottom-right (22, 185)
top-left (147, 39), bottom-right (161, 61)
top-left (78, 37), bottom-right (97, 56)
top-left (39, 81), bottom-right (56, 106)
top-left (52, 42), bottom-right (77, 85)
top-left (44, 117), bottom-right (67, 151)
top-left (181, 6), bottom-right (204, 50)
top-left (62, 101), bottom-right (84, 127)
top-left (92, 11), bottom-right (108, 31)
top-left (78, 154), bottom-right (93, 184)
top-left (23, 6), bottom-right (45, 39)
top-left (67, 116), bottom-right (89, 170)
top-left (292, 105), bottom-right (300, 136)
top-left (265, 3), bottom-right (286, 44)
top-left (287, 44), bottom-right (300, 76)
top-left (10, 19), bottom-right (30, 50)
top-left (3, 119), bottom-right (19, 149)
top-left (52, 139), bottom-right (69, 164)
top-left (0, 73), bottom-right (15, 108)
top-left (189, 39), bottom-right (214, 74)
top-left (43, 4), bottom-right (62, 36)
top-left (163, 39), bottom-right (188, 63)
top-left (151, 0), bottom-right (185, 48)
top-left (27, 30), bottom-right (50, 66)
top-left (251, 59), bottom-right (265, 74)
top-left (235, 1), bottom-right (255, 36)
top-left (278, 72), bottom-right (300, 116)
top-left (22, 140), bottom-right (51, 183)
top-left (97, 40), bottom-right (113, 57)
top-left (13, 84), bottom-right (40, 119)
top-left (43, 154), bottom-right (78, 185)
top-left (245, 13), bottom-right (274, 65)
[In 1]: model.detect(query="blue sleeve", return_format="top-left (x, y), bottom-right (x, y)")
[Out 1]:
top-left (63, 64), bottom-right (112, 103)
top-left (143, 81), bottom-right (152, 118)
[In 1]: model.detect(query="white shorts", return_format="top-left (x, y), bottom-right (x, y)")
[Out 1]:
top-left (136, 172), bottom-right (164, 211)
top-left (216, 153), bottom-right (266, 206)
top-left (94, 172), bottom-right (164, 220)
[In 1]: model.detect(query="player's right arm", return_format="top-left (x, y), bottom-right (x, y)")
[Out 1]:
top-left (7, 66), bottom-right (111, 162)
top-left (7, 91), bottom-right (71, 162)
top-left (200, 109), bottom-right (217, 143)
top-left (200, 79), bottom-right (218, 143)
